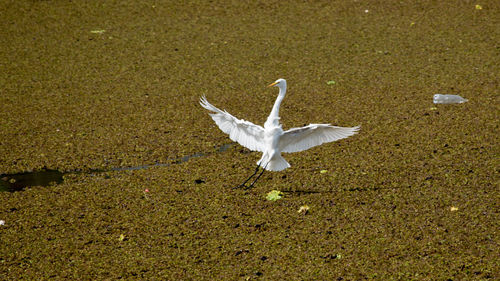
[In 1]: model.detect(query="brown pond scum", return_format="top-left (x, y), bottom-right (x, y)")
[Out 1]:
top-left (0, 144), bottom-right (231, 192)
top-left (0, 1), bottom-right (498, 280)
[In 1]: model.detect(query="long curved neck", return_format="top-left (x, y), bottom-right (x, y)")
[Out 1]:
top-left (265, 85), bottom-right (286, 127)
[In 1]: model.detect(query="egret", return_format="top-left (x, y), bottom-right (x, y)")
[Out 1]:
top-left (200, 78), bottom-right (360, 188)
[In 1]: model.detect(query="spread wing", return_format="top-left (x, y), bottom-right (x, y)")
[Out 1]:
top-left (279, 124), bottom-right (360, 153)
top-left (200, 96), bottom-right (265, 152)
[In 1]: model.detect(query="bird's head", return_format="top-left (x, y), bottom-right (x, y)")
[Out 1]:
top-left (268, 78), bottom-right (286, 88)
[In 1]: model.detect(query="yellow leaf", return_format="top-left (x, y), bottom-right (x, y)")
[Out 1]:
top-left (298, 205), bottom-right (310, 214)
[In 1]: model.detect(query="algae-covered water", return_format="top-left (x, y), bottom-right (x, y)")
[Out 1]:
top-left (0, 0), bottom-right (498, 279)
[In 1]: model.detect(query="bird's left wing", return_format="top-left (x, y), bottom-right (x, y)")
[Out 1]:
top-left (200, 96), bottom-right (265, 152)
top-left (279, 124), bottom-right (360, 153)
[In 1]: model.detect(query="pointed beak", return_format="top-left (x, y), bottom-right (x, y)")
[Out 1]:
top-left (267, 81), bottom-right (278, 87)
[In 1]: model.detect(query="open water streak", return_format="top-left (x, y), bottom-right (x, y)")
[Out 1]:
top-left (0, 144), bottom-right (232, 192)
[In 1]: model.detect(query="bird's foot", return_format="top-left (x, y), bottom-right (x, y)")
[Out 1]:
top-left (243, 183), bottom-right (255, 190)
top-left (233, 184), bottom-right (246, 189)
top-left (233, 183), bottom-right (255, 190)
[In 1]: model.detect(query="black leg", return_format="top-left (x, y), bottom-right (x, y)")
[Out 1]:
top-left (245, 162), bottom-right (268, 189)
top-left (234, 164), bottom-right (261, 189)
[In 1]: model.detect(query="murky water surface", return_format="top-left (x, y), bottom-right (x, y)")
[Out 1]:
top-left (0, 144), bottom-right (231, 192)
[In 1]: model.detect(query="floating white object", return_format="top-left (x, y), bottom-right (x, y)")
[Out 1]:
top-left (433, 94), bottom-right (468, 104)
top-left (0, 220), bottom-right (5, 226)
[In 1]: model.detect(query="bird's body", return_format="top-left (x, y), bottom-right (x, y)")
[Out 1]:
top-left (259, 81), bottom-right (289, 171)
top-left (260, 121), bottom-right (288, 171)
top-left (200, 79), bottom-right (360, 176)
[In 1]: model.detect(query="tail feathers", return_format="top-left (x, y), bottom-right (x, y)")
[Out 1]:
top-left (258, 155), bottom-right (290, 171)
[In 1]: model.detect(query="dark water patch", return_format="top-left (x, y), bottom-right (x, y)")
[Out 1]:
top-left (0, 143), bottom-right (232, 192)
top-left (1, 169), bottom-right (65, 192)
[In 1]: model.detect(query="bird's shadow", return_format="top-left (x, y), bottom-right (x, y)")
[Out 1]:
top-left (281, 185), bottom-right (387, 194)
top-left (281, 189), bottom-right (325, 195)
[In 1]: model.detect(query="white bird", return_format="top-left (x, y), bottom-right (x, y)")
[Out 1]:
top-left (200, 78), bottom-right (360, 188)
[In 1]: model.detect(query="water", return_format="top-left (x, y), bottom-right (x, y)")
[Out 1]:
top-left (0, 170), bottom-right (65, 192)
top-left (0, 143), bottom-right (232, 192)
top-left (433, 94), bottom-right (468, 104)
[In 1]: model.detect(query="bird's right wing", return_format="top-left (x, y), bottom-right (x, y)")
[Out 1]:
top-left (200, 96), bottom-right (265, 152)
top-left (279, 124), bottom-right (360, 153)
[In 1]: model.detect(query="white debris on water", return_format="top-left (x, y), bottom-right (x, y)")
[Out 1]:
top-left (433, 94), bottom-right (468, 104)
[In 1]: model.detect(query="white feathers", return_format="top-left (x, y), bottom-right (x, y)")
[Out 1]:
top-left (200, 96), bottom-right (265, 152)
top-left (280, 124), bottom-right (360, 153)
top-left (200, 79), bottom-right (359, 172)
top-left (258, 154), bottom-right (290, 171)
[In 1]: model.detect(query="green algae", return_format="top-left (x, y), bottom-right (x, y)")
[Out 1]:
top-left (266, 190), bottom-right (284, 201)
top-left (0, 0), bottom-right (499, 280)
